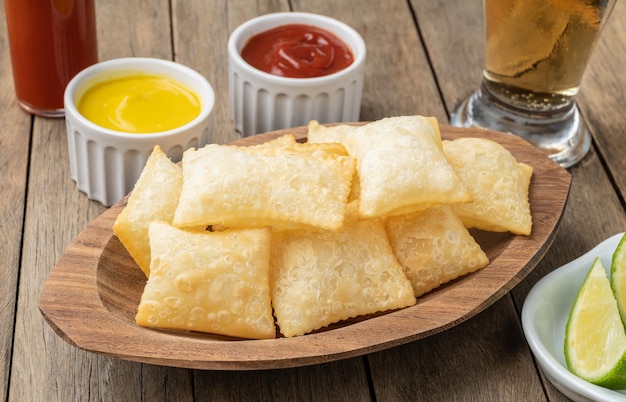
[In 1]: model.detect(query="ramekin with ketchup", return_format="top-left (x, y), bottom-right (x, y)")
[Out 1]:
top-left (228, 12), bottom-right (366, 137)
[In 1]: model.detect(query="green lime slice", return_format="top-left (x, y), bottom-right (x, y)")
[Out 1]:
top-left (564, 257), bottom-right (626, 389)
top-left (611, 233), bottom-right (626, 326)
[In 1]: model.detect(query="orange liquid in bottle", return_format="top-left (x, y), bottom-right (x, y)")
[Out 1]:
top-left (5, 0), bottom-right (98, 117)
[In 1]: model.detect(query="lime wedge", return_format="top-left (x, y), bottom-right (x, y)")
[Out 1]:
top-left (611, 233), bottom-right (626, 326)
top-left (564, 257), bottom-right (626, 389)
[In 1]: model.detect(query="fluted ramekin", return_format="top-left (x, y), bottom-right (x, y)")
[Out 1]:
top-left (228, 12), bottom-right (366, 137)
top-left (64, 57), bottom-right (215, 206)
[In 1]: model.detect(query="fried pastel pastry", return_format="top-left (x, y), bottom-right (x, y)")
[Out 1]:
top-left (342, 115), bottom-right (472, 219)
top-left (305, 122), bottom-right (362, 201)
top-left (306, 120), bottom-right (358, 143)
top-left (238, 133), bottom-right (348, 158)
top-left (270, 202), bottom-right (416, 337)
top-left (112, 145), bottom-right (182, 277)
top-left (443, 137), bottom-right (533, 235)
top-left (243, 132), bottom-right (295, 150)
top-left (386, 205), bottom-right (489, 298)
top-left (136, 222), bottom-right (276, 339)
top-left (172, 143), bottom-right (355, 230)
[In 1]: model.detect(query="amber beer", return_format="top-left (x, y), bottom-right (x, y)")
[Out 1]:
top-left (482, 0), bottom-right (610, 112)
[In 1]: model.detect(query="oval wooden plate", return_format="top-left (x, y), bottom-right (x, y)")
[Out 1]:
top-left (39, 125), bottom-right (571, 370)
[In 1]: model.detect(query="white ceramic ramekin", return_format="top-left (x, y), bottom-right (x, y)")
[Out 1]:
top-left (228, 12), bottom-right (366, 137)
top-left (64, 57), bottom-right (215, 206)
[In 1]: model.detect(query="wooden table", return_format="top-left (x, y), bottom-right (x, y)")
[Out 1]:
top-left (2, 1), bottom-right (625, 401)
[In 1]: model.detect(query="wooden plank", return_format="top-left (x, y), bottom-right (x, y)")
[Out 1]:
top-left (292, 0), bottom-right (447, 123)
top-left (409, 0), bottom-right (483, 116)
top-left (293, 0), bottom-right (548, 400)
top-left (511, 155), bottom-right (626, 401)
top-left (171, 2), bottom-right (373, 398)
top-left (0, 2), bottom-right (31, 399)
top-left (12, 0), bottom-right (624, 400)
top-left (577, 0), bottom-right (626, 197)
top-left (406, 0), bottom-right (575, 400)
top-left (172, 0), bottom-right (291, 145)
top-left (503, 2), bottom-right (626, 399)
top-left (369, 297), bottom-right (547, 401)
top-left (192, 359), bottom-right (371, 401)
top-left (7, 1), bottom-right (172, 401)
top-left (95, 0), bottom-right (172, 60)
top-left (9, 116), bottom-right (118, 402)
top-left (416, 1), bottom-right (626, 401)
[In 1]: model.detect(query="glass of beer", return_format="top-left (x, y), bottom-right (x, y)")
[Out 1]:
top-left (451, 0), bottom-right (616, 168)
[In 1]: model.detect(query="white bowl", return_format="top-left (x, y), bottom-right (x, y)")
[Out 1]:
top-left (64, 57), bottom-right (215, 206)
top-left (228, 12), bottom-right (366, 137)
top-left (521, 232), bottom-right (626, 402)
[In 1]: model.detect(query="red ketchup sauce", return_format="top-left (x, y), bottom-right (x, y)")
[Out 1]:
top-left (240, 24), bottom-right (354, 78)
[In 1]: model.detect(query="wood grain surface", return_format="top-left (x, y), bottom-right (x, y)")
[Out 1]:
top-left (39, 125), bottom-right (570, 370)
top-left (4, 0), bottom-right (625, 400)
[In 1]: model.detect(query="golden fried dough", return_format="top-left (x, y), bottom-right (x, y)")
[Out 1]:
top-left (443, 137), bottom-right (533, 235)
top-left (240, 133), bottom-right (348, 157)
top-left (136, 222), bottom-right (276, 339)
top-left (307, 120), bottom-right (358, 143)
top-left (112, 145), bottom-right (182, 277)
top-left (270, 202), bottom-right (416, 337)
top-left (386, 205), bottom-right (489, 297)
top-left (342, 116), bottom-right (472, 219)
top-left (172, 143), bottom-right (355, 230)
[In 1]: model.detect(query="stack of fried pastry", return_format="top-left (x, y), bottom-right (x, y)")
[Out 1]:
top-left (112, 115), bottom-right (533, 339)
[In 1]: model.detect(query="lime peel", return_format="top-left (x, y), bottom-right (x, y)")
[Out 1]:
top-left (611, 233), bottom-right (626, 326)
top-left (564, 257), bottom-right (626, 390)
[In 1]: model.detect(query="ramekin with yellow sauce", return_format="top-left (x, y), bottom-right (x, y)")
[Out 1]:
top-left (77, 73), bottom-right (201, 134)
top-left (64, 57), bottom-right (215, 206)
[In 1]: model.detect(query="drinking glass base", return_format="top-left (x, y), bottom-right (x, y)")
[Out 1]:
top-left (18, 99), bottom-right (64, 118)
top-left (450, 89), bottom-right (590, 168)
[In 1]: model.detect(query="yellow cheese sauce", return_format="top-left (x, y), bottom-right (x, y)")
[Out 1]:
top-left (77, 74), bottom-right (201, 133)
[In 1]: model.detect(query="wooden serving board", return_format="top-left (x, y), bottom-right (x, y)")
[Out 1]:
top-left (39, 125), bottom-right (571, 370)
